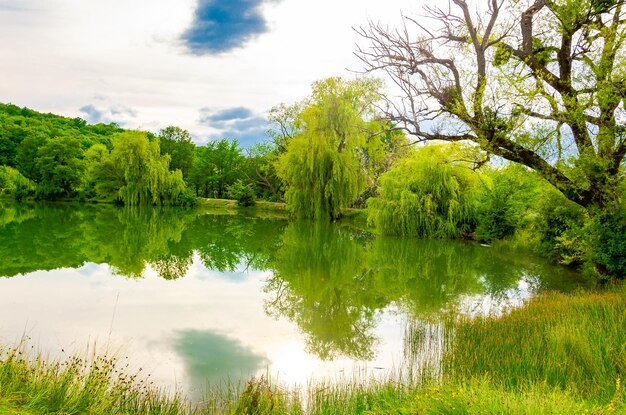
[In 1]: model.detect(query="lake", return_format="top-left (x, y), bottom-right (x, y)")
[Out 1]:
top-left (0, 202), bottom-right (589, 402)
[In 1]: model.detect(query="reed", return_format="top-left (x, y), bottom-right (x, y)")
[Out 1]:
top-left (0, 342), bottom-right (192, 415)
top-left (443, 285), bottom-right (626, 403)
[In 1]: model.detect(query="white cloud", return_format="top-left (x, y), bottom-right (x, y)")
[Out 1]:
top-left (0, 0), bottom-right (422, 145)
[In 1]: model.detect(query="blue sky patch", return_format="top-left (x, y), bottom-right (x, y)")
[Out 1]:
top-left (79, 104), bottom-right (136, 126)
top-left (79, 104), bottom-right (105, 124)
top-left (201, 106), bottom-right (253, 123)
top-left (182, 0), bottom-right (275, 54)
top-left (199, 106), bottom-right (269, 147)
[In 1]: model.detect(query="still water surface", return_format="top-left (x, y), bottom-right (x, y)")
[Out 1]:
top-left (0, 202), bottom-right (588, 401)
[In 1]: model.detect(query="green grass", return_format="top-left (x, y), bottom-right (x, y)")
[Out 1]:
top-left (196, 198), bottom-right (371, 222)
top-left (197, 198), bottom-right (289, 219)
top-left (0, 343), bottom-right (192, 415)
top-left (443, 286), bottom-right (626, 402)
top-left (197, 198), bottom-right (238, 209)
top-left (1, 285), bottom-right (624, 414)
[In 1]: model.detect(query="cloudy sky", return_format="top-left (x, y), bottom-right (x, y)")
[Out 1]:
top-left (0, 0), bottom-right (420, 146)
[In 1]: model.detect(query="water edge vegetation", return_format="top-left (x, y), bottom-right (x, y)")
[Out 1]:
top-left (0, 283), bottom-right (623, 414)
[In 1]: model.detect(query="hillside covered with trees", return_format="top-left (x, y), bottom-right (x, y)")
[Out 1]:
top-left (0, 103), bottom-right (280, 206)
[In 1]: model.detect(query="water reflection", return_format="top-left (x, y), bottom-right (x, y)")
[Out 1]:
top-left (172, 330), bottom-right (268, 399)
top-left (0, 202), bottom-right (283, 279)
top-left (0, 202), bottom-right (589, 395)
top-left (265, 222), bottom-right (377, 361)
top-left (264, 221), bottom-right (586, 360)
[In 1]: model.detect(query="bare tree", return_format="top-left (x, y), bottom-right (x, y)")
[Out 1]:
top-left (356, 0), bottom-right (626, 208)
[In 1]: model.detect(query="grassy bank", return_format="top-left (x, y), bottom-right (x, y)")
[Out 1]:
top-left (0, 344), bottom-right (192, 415)
top-left (197, 198), bottom-right (289, 219)
top-left (196, 198), bottom-right (372, 225)
top-left (444, 288), bottom-right (626, 402)
top-left (1, 285), bottom-right (624, 414)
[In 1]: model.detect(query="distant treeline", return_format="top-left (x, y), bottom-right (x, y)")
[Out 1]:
top-left (0, 103), bottom-right (281, 205)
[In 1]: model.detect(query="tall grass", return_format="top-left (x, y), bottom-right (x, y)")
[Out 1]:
top-left (0, 342), bottom-right (192, 415)
top-left (443, 285), bottom-right (626, 403)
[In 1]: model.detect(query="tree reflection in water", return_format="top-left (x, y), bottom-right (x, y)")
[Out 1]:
top-left (0, 202), bottom-right (588, 362)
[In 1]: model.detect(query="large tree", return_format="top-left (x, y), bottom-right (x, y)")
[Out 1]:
top-left (157, 126), bottom-right (195, 179)
top-left (93, 131), bottom-right (186, 205)
top-left (357, 0), bottom-right (626, 209)
top-left (35, 134), bottom-right (85, 198)
top-left (277, 77), bottom-right (392, 221)
top-left (189, 139), bottom-right (244, 198)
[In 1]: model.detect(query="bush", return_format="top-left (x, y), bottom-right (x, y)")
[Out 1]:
top-left (0, 166), bottom-right (35, 199)
top-left (586, 207), bottom-right (626, 279)
top-left (475, 166), bottom-right (539, 242)
top-left (532, 187), bottom-right (587, 263)
top-left (172, 188), bottom-right (198, 207)
top-left (228, 180), bottom-right (256, 207)
top-left (367, 144), bottom-right (481, 238)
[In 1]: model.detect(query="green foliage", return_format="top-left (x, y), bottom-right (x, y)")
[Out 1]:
top-left (173, 188), bottom-right (199, 207)
top-left (0, 166), bottom-right (34, 199)
top-left (15, 132), bottom-right (47, 181)
top-left (241, 142), bottom-right (284, 201)
top-left (367, 143), bottom-right (481, 238)
top-left (34, 134), bottom-right (85, 198)
top-left (267, 102), bottom-right (304, 152)
top-left (358, 1), bottom-right (626, 213)
top-left (227, 179), bottom-right (256, 207)
top-left (475, 165), bottom-right (541, 241)
top-left (444, 288), bottom-right (626, 403)
top-left (277, 77), bottom-right (385, 221)
top-left (533, 187), bottom-right (587, 263)
top-left (189, 139), bottom-right (244, 198)
top-left (0, 103), bottom-right (120, 171)
top-left (586, 207), bottom-right (626, 278)
top-left (93, 132), bottom-right (186, 205)
top-left (278, 129), bottom-right (364, 221)
top-left (158, 126), bottom-right (195, 178)
top-left (493, 43), bottom-right (512, 66)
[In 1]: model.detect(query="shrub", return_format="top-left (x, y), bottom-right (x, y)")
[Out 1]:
top-left (228, 180), bottom-right (256, 207)
top-left (0, 166), bottom-right (35, 199)
top-left (173, 188), bottom-right (198, 207)
top-left (532, 186), bottom-right (587, 263)
top-left (586, 207), bottom-right (626, 279)
top-left (475, 165), bottom-right (539, 241)
top-left (367, 144), bottom-right (481, 238)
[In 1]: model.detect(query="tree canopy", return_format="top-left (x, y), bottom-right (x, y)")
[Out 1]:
top-left (357, 0), bottom-right (626, 209)
top-left (368, 143), bottom-right (481, 238)
top-left (93, 131), bottom-right (186, 205)
top-left (277, 77), bottom-right (398, 221)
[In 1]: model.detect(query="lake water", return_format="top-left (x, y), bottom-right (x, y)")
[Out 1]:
top-left (0, 202), bottom-right (589, 402)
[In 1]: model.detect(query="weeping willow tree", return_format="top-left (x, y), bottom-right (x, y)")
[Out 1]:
top-left (277, 77), bottom-right (385, 221)
top-left (94, 132), bottom-right (186, 205)
top-left (368, 143), bottom-right (482, 238)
